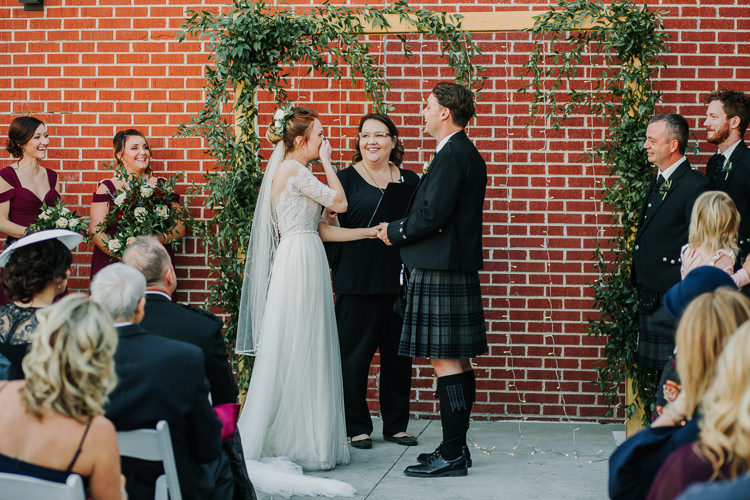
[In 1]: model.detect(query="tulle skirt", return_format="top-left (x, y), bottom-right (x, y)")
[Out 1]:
top-left (238, 232), bottom-right (350, 472)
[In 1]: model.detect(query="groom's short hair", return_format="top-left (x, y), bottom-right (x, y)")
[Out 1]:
top-left (432, 82), bottom-right (475, 128)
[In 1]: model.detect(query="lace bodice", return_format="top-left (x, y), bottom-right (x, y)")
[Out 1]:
top-left (274, 162), bottom-right (336, 238)
top-left (0, 303), bottom-right (39, 345)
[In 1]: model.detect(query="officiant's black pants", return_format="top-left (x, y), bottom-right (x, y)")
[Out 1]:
top-left (335, 294), bottom-right (413, 437)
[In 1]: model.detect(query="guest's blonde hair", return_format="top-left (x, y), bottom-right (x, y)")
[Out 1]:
top-left (688, 191), bottom-right (740, 256)
top-left (698, 321), bottom-right (750, 479)
top-left (676, 288), bottom-right (750, 417)
top-left (22, 294), bottom-right (118, 423)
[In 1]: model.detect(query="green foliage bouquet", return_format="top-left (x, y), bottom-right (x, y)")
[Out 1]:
top-left (96, 164), bottom-right (186, 258)
top-left (28, 199), bottom-right (89, 238)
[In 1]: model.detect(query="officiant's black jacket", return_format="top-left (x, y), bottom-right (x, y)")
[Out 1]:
top-left (706, 140), bottom-right (750, 262)
top-left (632, 160), bottom-right (709, 293)
top-left (105, 323), bottom-right (223, 500)
top-left (140, 292), bottom-right (238, 406)
top-left (387, 130), bottom-right (487, 271)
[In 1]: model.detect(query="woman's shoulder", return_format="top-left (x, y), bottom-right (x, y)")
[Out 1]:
top-left (0, 166), bottom-right (18, 185)
top-left (399, 167), bottom-right (420, 183)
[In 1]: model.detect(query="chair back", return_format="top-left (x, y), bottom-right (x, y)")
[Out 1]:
top-left (116, 420), bottom-right (182, 500)
top-left (0, 472), bottom-right (85, 500)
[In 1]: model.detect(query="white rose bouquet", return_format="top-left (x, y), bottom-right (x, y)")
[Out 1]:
top-left (97, 163), bottom-right (187, 258)
top-left (28, 199), bottom-right (89, 237)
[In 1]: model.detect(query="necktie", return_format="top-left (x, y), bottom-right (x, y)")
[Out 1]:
top-left (645, 174), bottom-right (666, 220)
top-left (708, 153), bottom-right (726, 179)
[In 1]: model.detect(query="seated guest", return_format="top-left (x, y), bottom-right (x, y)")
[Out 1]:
top-left (609, 285), bottom-right (750, 500)
top-left (0, 229), bottom-right (82, 379)
top-left (646, 321), bottom-right (750, 499)
top-left (676, 473), bottom-right (750, 500)
top-left (121, 235), bottom-right (238, 406)
top-left (91, 263), bottom-right (231, 500)
top-left (0, 295), bottom-right (125, 499)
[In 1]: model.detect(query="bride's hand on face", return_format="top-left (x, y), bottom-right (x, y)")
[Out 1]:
top-left (318, 137), bottom-right (333, 167)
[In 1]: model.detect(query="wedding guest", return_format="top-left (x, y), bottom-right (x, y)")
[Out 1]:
top-left (1, 116), bottom-right (60, 243)
top-left (0, 294), bottom-right (125, 500)
top-left (321, 113), bottom-right (419, 449)
top-left (88, 129), bottom-right (186, 282)
top-left (0, 229), bottom-right (82, 380)
top-left (609, 285), bottom-right (750, 500)
top-left (646, 320), bottom-right (750, 499)
top-left (377, 82), bottom-right (488, 477)
top-left (91, 263), bottom-right (230, 500)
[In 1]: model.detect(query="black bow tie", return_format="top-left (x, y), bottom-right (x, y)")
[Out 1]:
top-left (709, 153), bottom-right (726, 170)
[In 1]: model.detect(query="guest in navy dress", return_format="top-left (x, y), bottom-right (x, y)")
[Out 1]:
top-left (88, 129), bottom-right (185, 283)
top-left (0, 117), bottom-right (60, 305)
top-left (0, 295), bottom-right (125, 499)
top-left (321, 113), bottom-right (419, 449)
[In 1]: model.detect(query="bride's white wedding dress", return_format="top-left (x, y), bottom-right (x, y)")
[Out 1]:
top-left (237, 158), bottom-right (353, 497)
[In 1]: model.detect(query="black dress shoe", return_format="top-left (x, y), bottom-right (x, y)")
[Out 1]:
top-left (349, 437), bottom-right (372, 449)
top-left (417, 445), bottom-right (472, 468)
top-left (404, 450), bottom-right (468, 477)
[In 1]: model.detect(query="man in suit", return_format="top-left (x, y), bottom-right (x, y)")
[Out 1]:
top-left (704, 89), bottom-right (750, 263)
top-left (634, 113), bottom-right (709, 370)
top-left (376, 82), bottom-right (487, 478)
top-left (121, 235), bottom-right (238, 406)
top-left (91, 263), bottom-right (232, 500)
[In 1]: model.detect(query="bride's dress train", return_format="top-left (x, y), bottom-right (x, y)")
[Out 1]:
top-left (236, 158), bottom-right (354, 497)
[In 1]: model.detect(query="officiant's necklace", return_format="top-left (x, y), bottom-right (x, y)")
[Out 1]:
top-left (362, 163), bottom-right (395, 193)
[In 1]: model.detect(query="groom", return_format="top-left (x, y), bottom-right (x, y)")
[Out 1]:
top-left (376, 82), bottom-right (487, 477)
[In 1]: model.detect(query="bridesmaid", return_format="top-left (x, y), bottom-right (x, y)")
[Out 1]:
top-left (88, 129), bottom-right (185, 282)
top-left (1, 117), bottom-right (61, 305)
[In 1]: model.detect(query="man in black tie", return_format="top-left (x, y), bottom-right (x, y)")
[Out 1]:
top-left (634, 113), bottom-right (708, 370)
top-left (704, 89), bottom-right (750, 264)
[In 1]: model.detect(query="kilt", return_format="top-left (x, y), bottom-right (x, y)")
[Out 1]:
top-left (398, 268), bottom-right (487, 359)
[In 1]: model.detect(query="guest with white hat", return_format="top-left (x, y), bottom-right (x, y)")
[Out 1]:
top-left (0, 229), bottom-right (83, 379)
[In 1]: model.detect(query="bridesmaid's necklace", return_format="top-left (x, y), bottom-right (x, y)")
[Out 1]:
top-left (362, 163), bottom-right (395, 193)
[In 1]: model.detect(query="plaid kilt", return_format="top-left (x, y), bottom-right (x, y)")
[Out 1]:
top-left (398, 268), bottom-right (487, 359)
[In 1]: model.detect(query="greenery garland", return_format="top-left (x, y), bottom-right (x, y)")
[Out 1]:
top-left (176, 0), bottom-right (485, 391)
top-left (519, 0), bottom-right (669, 423)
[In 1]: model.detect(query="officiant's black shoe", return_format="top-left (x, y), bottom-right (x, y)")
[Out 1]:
top-left (404, 450), bottom-right (468, 478)
top-left (349, 437), bottom-right (372, 449)
top-left (417, 446), bottom-right (472, 468)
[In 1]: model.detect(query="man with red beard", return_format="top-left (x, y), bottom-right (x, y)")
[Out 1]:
top-left (704, 89), bottom-right (750, 263)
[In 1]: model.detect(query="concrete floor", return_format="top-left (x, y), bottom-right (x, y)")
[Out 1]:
top-left (256, 418), bottom-right (619, 499)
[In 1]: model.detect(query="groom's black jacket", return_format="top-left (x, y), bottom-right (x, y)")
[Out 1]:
top-left (387, 130), bottom-right (487, 271)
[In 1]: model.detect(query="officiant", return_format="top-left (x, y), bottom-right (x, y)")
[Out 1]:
top-left (320, 113), bottom-right (419, 450)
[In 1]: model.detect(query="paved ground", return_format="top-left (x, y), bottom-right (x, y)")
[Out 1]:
top-left (256, 418), bottom-right (619, 499)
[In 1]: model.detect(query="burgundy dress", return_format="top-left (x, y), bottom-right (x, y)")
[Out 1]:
top-left (0, 166), bottom-right (60, 305)
top-left (89, 178), bottom-right (179, 283)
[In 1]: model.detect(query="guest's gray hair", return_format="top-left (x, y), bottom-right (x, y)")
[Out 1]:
top-left (122, 235), bottom-right (170, 285)
top-left (90, 263), bottom-right (146, 322)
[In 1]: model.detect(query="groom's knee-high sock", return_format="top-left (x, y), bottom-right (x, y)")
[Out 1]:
top-left (463, 369), bottom-right (475, 432)
top-left (437, 373), bottom-right (469, 461)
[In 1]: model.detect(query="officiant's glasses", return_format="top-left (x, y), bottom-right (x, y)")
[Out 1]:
top-left (359, 132), bottom-right (392, 141)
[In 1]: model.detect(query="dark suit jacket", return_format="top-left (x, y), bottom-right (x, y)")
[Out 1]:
top-left (105, 323), bottom-right (223, 500)
top-left (633, 160), bottom-right (709, 293)
top-left (706, 140), bottom-right (750, 262)
top-left (140, 292), bottom-right (238, 406)
top-left (387, 130), bottom-right (487, 271)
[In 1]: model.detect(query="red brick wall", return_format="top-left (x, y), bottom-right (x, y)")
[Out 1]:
top-left (1, 0), bottom-right (748, 421)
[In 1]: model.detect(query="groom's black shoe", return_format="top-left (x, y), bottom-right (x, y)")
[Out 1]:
top-left (417, 445), bottom-right (472, 468)
top-left (404, 450), bottom-right (468, 478)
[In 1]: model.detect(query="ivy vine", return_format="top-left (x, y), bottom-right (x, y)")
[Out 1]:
top-left (176, 0), bottom-right (485, 392)
top-left (519, 0), bottom-right (669, 423)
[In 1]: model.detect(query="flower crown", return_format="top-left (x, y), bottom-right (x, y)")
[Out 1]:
top-left (272, 104), bottom-right (295, 138)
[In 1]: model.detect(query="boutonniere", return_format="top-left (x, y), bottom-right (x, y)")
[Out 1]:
top-left (722, 161), bottom-right (733, 180)
top-left (422, 154), bottom-right (435, 175)
top-left (660, 178), bottom-right (672, 200)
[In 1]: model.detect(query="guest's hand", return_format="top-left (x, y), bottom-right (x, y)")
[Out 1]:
top-left (376, 222), bottom-right (392, 246)
top-left (742, 256), bottom-right (750, 275)
top-left (322, 207), bottom-right (338, 226)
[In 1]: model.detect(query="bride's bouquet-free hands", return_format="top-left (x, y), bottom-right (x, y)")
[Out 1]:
top-left (97, 162), bottom-right (187, 258)
top-left (28, 199), bottom-right (90, 239)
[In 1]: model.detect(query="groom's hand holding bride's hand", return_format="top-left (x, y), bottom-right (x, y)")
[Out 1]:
top-left (375, 222), bottom-right (392, 246)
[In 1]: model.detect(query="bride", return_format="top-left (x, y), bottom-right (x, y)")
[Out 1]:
top-left (236, 106), bottom-right (374, 497)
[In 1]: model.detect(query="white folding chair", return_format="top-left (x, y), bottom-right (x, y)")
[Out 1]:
top-left (116, 420), bottom-right (182, 500)
top-left (0, 472), bottom-right (85, 500)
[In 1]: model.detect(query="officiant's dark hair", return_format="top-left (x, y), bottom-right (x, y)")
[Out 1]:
top-left (267, 106), bottom-right (319, 152)
top-left (352, 113), bottom-right (404, 167)
top-left (432, 82), bottom-right (475, 128)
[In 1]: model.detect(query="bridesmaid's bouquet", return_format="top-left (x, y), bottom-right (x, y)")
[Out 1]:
top-left (97, 163), bottom-right (186, 258)
top-left (28, 199), bottom-right (89, 237)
